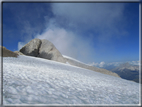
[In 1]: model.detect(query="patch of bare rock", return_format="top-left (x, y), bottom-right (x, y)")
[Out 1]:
top-left (0, 46), bottom-right (18, 57)
top-left (19, 38), bottom-right (66, 63)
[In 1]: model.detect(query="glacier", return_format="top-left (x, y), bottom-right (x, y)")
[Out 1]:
top-left (2, 55), bottom-right (140, 105)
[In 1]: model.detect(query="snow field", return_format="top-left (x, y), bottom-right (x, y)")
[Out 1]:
top-left (3, 55), bottom-right (140, 105)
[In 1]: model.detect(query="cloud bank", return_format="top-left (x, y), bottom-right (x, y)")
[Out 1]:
top-left (51, 3), bottom-right (127, 41)
top-left (34, 20), bottom-right (95, 62)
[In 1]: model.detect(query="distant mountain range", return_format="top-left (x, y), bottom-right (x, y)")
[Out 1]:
top-left (111, 62), bottom-right (139, 83)
top-left (91, 62), bottom-right (140, 83)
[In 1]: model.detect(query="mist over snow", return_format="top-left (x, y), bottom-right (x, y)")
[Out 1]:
top-left (34, 25), bottom-right (95, 63)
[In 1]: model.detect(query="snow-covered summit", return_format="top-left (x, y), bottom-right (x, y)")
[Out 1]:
top-left (3, 55), bottom-right (140, 105)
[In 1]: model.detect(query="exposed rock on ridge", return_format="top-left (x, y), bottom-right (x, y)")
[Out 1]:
top-left (111, 63), bottom-right (139, 82)
top-left (19, 38), bottom-right (66, 63)
top-left (20, 39), bottom-right (42, 57)
top-left (0, 46), bottom-right (18, 57)
top-left (39, 39), bottom-right (65, 63)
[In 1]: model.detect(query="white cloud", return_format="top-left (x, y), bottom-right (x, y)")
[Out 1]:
top-left (35, 21), bottom-right (95, 62)
top-left (88, 61), bottom-right (105, 67)
top-left (99, 61), bottom-right (105, 67)
top-left (18, 42), bottom-right (26, 51)
top-left (35, 27), bottom-right (76, 57)
top-left (88, 62), bottom-right (99, 66)
top-left (41, 3), bottom-right (128, 63)
top-left (51, 3), bottom-right (127, 42)
top-left (128, 61), bottom-right (139, 65)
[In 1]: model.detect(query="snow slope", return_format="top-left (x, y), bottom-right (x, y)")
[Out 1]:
top-left (3, 55), bottom-right (140, 105)
top-left (63, 55), bottom-right (120, 77)
top-left (63, 55), bottom-right (86, 64)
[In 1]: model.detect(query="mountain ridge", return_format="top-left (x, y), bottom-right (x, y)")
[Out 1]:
top-left (111, 63), bottom-right (139, 83)
top-left (17, 38), bottom-right (120, 78)
top-left (0, 38), bottom-right (120, 78)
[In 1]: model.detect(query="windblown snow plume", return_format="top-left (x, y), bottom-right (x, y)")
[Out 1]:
top-left (3, 55), bottom-right (140, 105)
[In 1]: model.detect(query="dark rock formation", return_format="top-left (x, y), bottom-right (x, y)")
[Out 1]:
top-left (20, 38), bottom-right (41, 57)
top-left (19, 38), bottom-right (66, 63)
top-left (0, 46), bottom-right (18, 57)
top-left (39, 39), bottom-right (66, 63)
top-left (111, 63), bottom-right (139, 82)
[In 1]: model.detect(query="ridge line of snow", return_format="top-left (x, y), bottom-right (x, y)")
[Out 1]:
top-left (63, 55), bottom-right (86, 64)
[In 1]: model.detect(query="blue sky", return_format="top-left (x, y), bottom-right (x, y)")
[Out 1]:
top-left (2, 2), bottom-right (139, 64)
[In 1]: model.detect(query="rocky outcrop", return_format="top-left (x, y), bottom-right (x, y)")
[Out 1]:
top-left (19, 38), bottom-right (66, 63)
top-left (39, 39), bottom-right (66, 63)
top-left (0, 46), bottom-right (18, 57)
top-left (20, 38), bottom-right (41, 57)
